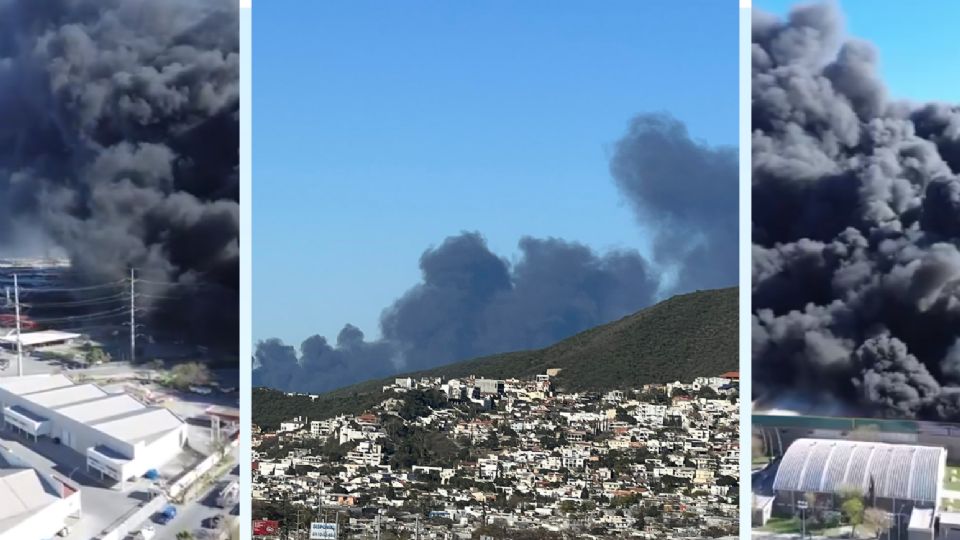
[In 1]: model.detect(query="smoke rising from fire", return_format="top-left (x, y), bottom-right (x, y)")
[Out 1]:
top-left (254, 113), bottom-right (737, 393)
top-left (752, 3), bottom-right (960, 419)
top-left (0, 0), bottom-right (239, 349)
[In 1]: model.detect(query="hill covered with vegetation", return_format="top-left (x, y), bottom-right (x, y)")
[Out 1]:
top-left (254, 287), bottom-right (737, 428)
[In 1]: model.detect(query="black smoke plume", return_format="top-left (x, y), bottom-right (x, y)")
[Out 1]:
top-left (752, 2), bottom-right (960, 420)
top-left (611, 114), bottom-right (738, 292)
top-left (0, 0), bottom-right (239, 350)
top-left (254, 112), bottom-right (737, 393)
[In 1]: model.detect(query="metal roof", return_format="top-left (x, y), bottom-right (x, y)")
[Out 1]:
top-left (773, 438), bottom-right (944, 502)
top-left (0, 330), bottom-right (81, 347)
top-left (0, 374), bottom-right (184, 446)
top-left (0, 469), bottom-right (57, 522)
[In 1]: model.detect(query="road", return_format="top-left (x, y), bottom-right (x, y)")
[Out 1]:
top-left (129, 446), bottom-right (239, 539)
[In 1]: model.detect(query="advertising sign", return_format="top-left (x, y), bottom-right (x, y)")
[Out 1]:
top-left (310, 522), bottom-right (338, 540)
top-left (253, 520), bottom-right (280, 536)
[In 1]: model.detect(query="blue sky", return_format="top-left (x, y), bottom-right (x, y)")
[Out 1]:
top-left (756, 0), bottom-right (960, 103)
top-left (253, 1), bottom-right (738, 346)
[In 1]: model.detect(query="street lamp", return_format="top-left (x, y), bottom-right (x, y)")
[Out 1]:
top-left (797, 499), bottom-right (809, 539)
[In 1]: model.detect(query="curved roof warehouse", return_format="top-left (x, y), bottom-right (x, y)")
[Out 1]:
top-left (0, 374), bottom-right (186, 486)
top-left (773, 438), bottom-right (946, 506)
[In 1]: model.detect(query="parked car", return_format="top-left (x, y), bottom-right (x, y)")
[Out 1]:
top-left (154, 505), bottom-right (177, 525)
top-left (136, 525), bottom-right (156, 539)
top-left (203, 514), bottom-right (224, 529)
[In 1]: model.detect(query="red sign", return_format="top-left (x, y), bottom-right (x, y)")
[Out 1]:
top-left (253, 519), bottom-right (280, 536)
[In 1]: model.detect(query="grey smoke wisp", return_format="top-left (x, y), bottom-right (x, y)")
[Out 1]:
top-left (0, 0), bottom-right (239, 349)
top-left (752, 2), bottom-right (960, 419)
top-left (254, 113), bottom-right (738, 393)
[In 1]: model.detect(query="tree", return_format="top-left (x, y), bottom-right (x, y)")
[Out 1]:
top-left (85, 347), bottom-right (111, 365)
top-left (863, 507), bottom-right (891, 539)
top-left (841, 496), bottom-right (865, 535)
top-left (170, 361), bottom-right (212, 389)
top-left (176, 532), bottom-right (193, 540)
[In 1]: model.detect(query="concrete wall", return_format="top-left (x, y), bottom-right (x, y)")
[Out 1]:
top-left (128, 425), bottom-right (185, 478)
top-left (169, 437), bottom-right (238, 500)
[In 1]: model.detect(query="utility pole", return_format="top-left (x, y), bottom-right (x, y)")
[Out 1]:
top-left (13, 274), bottom-right (22, 377)
top-left (375, 513), bottom-right (381, 540)
top-left (415, 515), bottom-right (420, 540)
top-left (129, 268), bottom-right (136, 363)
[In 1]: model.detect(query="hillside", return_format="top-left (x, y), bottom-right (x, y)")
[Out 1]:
top-left (254, 286), bottom-right (738, 428)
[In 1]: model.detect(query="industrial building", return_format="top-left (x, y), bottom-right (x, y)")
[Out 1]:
top-left (0, 330), bottom-right (81, 350)
top-left (771, 438), bottom-right (946, 538)
top-left (0, 446), bottom-right (81, 540)
top-left (0, 374), bottom-right (187, 486)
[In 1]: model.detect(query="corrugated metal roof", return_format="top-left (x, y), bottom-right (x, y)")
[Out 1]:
top-left (773, 438), bottom-right (944, 502)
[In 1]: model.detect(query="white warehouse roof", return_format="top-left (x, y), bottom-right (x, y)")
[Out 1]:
top-left (0, 331), bottom-right (81, 347)
top-left (0, 469), bottom-right (58, 526)
top-left (0, 374), bottom-right (183, 446)
top-left (773, 438), bottom-right (944, 503)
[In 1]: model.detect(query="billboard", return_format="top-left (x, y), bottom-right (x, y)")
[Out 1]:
top-left (253, 519), bottom-right (280, 536)
top-left (310, 521), bottom-right (338, 539)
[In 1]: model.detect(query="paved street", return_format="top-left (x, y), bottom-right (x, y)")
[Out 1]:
top-left (129, 446), bottom-right (239, 539)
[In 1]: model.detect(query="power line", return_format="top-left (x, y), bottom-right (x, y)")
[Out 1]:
top-left (25, 307), bottom-right (131, 325)
top-left (134, 278), bottom-right (226, 289)
top-left (19, 294), bottom-right (128, 309)
top-left (16, 280), bottom-right (126, 293)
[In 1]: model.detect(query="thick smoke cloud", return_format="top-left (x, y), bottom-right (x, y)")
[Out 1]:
top-left (0, 0), bottom-right (239, 349)
top-left (255, 233), bottom-right (660, 393)
top-left (752, 3), bottom-right (960, 420)
top-left (611, 113), bottom-right (739, 292)
top-left (254, 111), bottom-right (737, 394)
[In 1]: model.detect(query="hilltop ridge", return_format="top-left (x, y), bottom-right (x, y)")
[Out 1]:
top-left (254, 286), bottom-right (737, 427)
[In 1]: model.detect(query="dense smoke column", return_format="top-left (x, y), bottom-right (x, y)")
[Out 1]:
top-left (254, 110), bottom-right (738, 393)
top-left (0, 0), bottom-right (239, 350)
top-left (752, 3), bottom-right (960, 419)
top-left (610, 113), bottom-right (739, 292)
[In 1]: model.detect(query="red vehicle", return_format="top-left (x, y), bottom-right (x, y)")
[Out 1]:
top-left (0, 314), bottom-right (38, 330)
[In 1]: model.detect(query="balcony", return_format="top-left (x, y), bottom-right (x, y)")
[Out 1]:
top-left (3, 405), bottom-right (50, 438)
